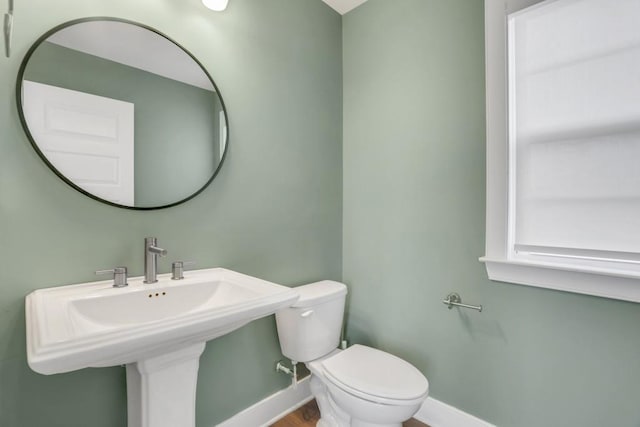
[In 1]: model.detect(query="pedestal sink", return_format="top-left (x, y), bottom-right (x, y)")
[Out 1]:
top-left (25, 268), bottom-right (298, 427)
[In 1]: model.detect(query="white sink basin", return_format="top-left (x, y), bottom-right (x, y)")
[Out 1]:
top-left (25, 268), bottom-right (298, 427)
top-left (26, 267), bottom-right (297, 374)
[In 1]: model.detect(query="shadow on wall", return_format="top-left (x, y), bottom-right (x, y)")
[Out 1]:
top-left (457, 311), bottom-right (507, 343)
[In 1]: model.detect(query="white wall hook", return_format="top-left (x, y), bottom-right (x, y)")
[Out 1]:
top-left (4, 0), bottom-right (13, 58)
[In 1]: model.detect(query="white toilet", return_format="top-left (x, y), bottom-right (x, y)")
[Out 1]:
top-left (276, 281), bottom-right (429, 427)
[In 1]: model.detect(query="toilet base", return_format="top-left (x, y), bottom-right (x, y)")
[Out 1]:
top-left (312, 374), bottom-right (351, 427)
top-left (309, 373), bottom-right (412, 427)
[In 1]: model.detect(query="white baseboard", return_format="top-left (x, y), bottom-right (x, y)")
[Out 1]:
top-left (216, 378), bottom-right (494, 427)
top-left (216, 376), bottom-right (312, 427)
top-left (414, 397), bottom-right (496, 427)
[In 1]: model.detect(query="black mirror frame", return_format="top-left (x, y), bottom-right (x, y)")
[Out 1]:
top-left (16, 17), bottom-right (230, 210)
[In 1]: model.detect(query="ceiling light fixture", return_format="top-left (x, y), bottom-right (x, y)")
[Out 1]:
top-left (202, 0), bottom-right (229, 11)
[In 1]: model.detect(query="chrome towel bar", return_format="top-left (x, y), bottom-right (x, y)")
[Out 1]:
top-left (443, 292), bottom-right (482, 312)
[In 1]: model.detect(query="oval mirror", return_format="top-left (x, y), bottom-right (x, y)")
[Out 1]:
top-left (17, 18), bottom-right (228, 209)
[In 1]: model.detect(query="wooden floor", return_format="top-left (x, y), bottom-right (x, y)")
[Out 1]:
top-left (271, 399), bottom-right (429, 427)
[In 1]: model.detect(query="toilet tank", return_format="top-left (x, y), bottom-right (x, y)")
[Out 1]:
top-left (275, 281), bottom-right (347, 363)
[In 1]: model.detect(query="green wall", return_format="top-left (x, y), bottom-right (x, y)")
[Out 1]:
top-left (0, 0), bottom-right (341, 425)
top-left (342, 1), bottom-right (640, 426)
top-left (4, 1), bottom-right (639, 426)
top-left (23, 41), bottom-right (222, 207)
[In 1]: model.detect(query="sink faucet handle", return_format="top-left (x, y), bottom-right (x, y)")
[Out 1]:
top-left (171, 261), bottom-right (196, 280)
top-left (95, 266), bottom-right (129, 288)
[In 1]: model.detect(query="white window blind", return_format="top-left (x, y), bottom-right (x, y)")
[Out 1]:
top-left (508, 0), bottom-right (640, 264)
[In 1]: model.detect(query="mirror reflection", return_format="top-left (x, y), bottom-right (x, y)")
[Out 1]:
top-left (18, 19), bottom-right (228, 209)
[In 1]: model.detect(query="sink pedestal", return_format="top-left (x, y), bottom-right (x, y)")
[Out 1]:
top-left (126, 342), bottom-right (206, 427)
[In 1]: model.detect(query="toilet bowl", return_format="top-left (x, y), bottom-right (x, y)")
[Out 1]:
top-left (275, 281), bottom-right (429, 427)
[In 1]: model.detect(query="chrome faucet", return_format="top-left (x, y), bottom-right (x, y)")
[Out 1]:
top-left (144, 237), bottom-right (167, 284)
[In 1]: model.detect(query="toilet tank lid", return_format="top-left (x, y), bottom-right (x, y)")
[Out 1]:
top-left (291, 280), bottom-right (347, 308)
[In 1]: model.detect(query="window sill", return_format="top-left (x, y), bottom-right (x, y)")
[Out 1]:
top-left (479, 257), bottom-right (640, 303)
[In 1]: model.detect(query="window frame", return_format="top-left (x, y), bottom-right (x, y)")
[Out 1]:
top-left (480, 0), bottom-right (640, 303)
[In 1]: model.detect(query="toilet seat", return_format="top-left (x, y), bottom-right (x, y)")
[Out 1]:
top-left (321, 344), bottom-right (429, 406)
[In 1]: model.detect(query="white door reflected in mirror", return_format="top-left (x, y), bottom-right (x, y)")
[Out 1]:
top-left (23, 80), bottom-right (135, 205)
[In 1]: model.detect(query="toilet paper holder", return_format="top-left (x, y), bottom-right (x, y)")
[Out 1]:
top-left (443, 292), bottom-right (482, 312)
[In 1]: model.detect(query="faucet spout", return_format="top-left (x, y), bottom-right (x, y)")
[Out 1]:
top-left (147, 246), bottom-right (167, 256)
top-left (144, 237), bottom-right (167, 284)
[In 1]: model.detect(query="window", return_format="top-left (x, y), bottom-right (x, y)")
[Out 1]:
top-left (481, 0), bottom-right (640, 302)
